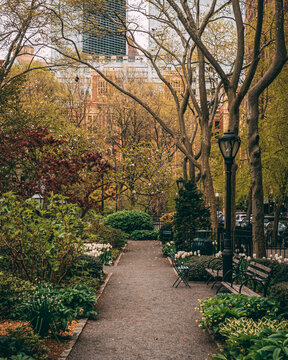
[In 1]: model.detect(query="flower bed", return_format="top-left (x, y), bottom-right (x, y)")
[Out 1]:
top-left (197, 293), bottom-right (288, 359)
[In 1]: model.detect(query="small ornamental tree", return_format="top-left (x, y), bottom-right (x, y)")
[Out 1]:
top-left (174, 180), bottom-right (210, 251)
top-left (0, 126), bottom-right (113, 215)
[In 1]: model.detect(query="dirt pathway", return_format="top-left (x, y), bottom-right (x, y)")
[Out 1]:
top-left (68, 240), bottom-right (217, 360)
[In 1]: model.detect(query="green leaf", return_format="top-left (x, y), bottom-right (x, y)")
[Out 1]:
top-left (272, 348), bottom-right (282, 360)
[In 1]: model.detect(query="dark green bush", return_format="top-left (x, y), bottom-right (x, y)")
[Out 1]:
top-left (158, 222), bottom-right (173, 243)
top-left (130, 230), bottom-right (159, 240)
top-left (0, 326), bottom-right (47, 359)
top-left (0, 272), bottom-right (35, 319)
top-left (97, 225), bottom-right (128, 249)
top-left (186, 255), bottom-right (213, 281)
top-left (269, 282), bottom-right (288, 316)
top-left (105, 210), bottom-right (153, 234)
top-left (71, 255), bottom-right (103, 279)
top-left (59, 284), bottom-right (97, 319)
top-left (256, 259), bottom-right (288, 287)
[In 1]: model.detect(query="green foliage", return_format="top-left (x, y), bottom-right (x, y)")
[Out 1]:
top-left (130, 230), bottom-right (159, 240)
top-left (0, 326), bottom-right (47, 359)
top-left (0, 272), bottom-right (35, 319)
top-left (19, 284), bottom-right (73, 338)
top-left (213, 318), bottom-right (288, 360)
top-left (70, 255), bottom-right (103, 279)
top-left (84, 213), bottom-right (127, 249)
top-left (198, 294), bottom-right (280, 336)
top-left (0, 193), bottom-right (88, 284)
top-left (270, 282), bottom-right (288, 317)
top-left (255, 259), bottom-right (288, 287)
top-left (105, 210), bottom-right (154, 234)
top-left (162, 241), bottom-right (176, 257)
top-left (158, 222), bottom-right (173, 243)
top-left (97, 225), bottom-right (127, 249)
top-left (111, 248), bottom-right (120, 261)
top-left (212, 330), bottom-right (288, 360)
top-left (186, 255), bottom-right (214, 281)
top-left (59, 284), bottom-right (97, 319)
top-left (173, 180), bottom-right (210, 251)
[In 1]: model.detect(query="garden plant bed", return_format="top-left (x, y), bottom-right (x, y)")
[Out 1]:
top-left (0, 320), bottom-right (79, 360)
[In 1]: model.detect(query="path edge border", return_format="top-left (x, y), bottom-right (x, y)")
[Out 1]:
top-left (57, 245), bottom-right (126, 360)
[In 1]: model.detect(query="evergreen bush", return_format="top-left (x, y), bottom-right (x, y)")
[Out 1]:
top-left (105, 210), bottom-right (153, 234)
top-left (174, 180), bottom-right (210, 251)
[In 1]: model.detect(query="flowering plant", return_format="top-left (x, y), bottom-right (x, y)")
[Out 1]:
top-left (162, 241), bottom-right (176, 257)
top-left (175, 250), bottom-right (194, 265)
top-left (85, 243), bottom-right (112, 265)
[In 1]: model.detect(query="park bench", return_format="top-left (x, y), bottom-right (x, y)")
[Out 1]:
top-left (169, 253), bottom-right (190, 288)
top-left (206, 254), bottom-right (243, 288)
top-left (217, 261), bottom-right (271, 297)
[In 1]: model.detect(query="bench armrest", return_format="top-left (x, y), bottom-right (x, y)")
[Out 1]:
top-left (239, 277), bottom-right (268, 296)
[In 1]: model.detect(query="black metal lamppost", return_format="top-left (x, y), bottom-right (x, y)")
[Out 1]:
top-left (218, 130), bottom-right (241, 282)
top-left (176, 177), bottom-right (185, 191)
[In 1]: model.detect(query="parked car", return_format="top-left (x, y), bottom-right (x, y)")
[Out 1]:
top-left (265, 220), bottom-right (288, 246)
top-left (235, 213), bottom-right (246, 227)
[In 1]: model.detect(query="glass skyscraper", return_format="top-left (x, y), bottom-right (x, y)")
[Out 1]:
top-left (82, 0), bottom-right (126, 55)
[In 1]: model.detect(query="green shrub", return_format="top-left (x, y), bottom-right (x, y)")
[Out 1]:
top-left (213, 317), bottom-right (288, 359)
top-left (19, 284), bottom-right (73, 338)
top-left (186, 255), bottom-right (213, 281)
top-left (0, 272), bottom-right (35, 319)
top-left (66, 276), bottom-right (102, 293)
top-left (59, 284), bottom-right (97, 319)
top-left (256, 259), bottom-right (288, 288)
top-left (96, 225), bottom-right (128, 249)
top-left (0, 326), bottom-right (47, 359)
top-left (270, 282), bottom-right (288, 316)
top-left (111, 248), bottom-right (120, 261)
top-left (71, 255), bottom-right (103, 279)
top-left (198, 294), bottom-right (280, 336)
top-left (212, 329), bottom-right (288, 360)
top-left (0, 193), bottom-right (88, 284)
top-left (130, 230), bottom-right (159, 240)
top-left (105, 210), bottom-right (153, 234)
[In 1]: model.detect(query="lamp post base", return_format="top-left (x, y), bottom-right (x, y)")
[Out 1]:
top-left (222, 245), bottom-right (233, 283)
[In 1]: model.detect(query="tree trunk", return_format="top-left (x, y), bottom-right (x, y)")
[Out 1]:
top-left (201, 121), bottom-right (217, 231)
top-left (247, 96), bottom-right (266, 258)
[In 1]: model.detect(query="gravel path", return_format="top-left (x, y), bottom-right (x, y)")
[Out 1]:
top-left (68, 240), bottom-right (217, 360)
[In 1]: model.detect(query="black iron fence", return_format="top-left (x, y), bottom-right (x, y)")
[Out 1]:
top-left (157, 220), bottom-right (288, 259)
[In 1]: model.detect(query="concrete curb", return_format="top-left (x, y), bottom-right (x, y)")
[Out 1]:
top-left (57, 247), bottom-right (125, 360)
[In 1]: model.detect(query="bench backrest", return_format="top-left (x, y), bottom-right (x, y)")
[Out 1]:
top-left (246, 261), bottom-right (271, 284)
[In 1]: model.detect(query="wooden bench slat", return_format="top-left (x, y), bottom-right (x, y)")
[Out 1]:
top-left (218, 261), bottom-right (271, 297)
top-left (250, 261), bottom-right (271, 273)
top-left (246, 267), bottom-right (270, 279)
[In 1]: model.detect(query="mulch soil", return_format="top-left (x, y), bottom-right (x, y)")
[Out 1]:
top-left (0, 320), bottom-right (79, 360)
